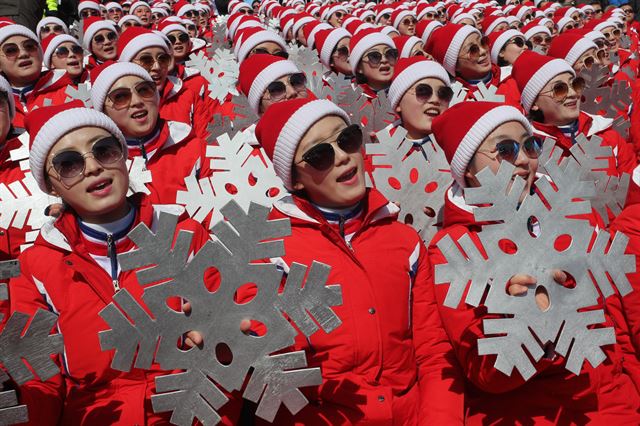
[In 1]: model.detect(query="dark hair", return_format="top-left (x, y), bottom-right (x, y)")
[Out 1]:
top-left (529, 107), bottom-right (546, 123)
top-left (497, 55), bottom-right (509, 67)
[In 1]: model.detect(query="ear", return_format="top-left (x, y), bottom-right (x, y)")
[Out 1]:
top-left (395, 104), bottom-right (402, 114)
top-left (531, 103), bottom-right (540, 111)
top-left (356, 63), bottom-right (364, 74)
top-left (463, 169), bottom-right (478, 187)
top-left (292, 180), bottom-right (305, 191)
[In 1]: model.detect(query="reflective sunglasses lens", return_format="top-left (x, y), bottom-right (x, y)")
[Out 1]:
top-left (437, 86), bottom-right (454, 102)
top-left (302, 143), bottom-right (335, 170)
top-left (52, 151), bottom-right (85, 178)
top-left (2, 44), bottom-right (19, 58)
top-left (290, 73), bottom-right (307, 89)
top-left (55, 46), bottom-right (70, 57)
top-left (266, 81), bottom-right (287, 99)
top-left (108, 88), bottom-right (133, 108)
top-left (93, 137), bottom-right (123, 164)
top-left (495, 140), bottom-right (519, 162)
top-left (135, 81), bottom-right (157, 98)
top-left (414, 83), bottom-right (433, 102)
top-left (337, 125), bottom-right (363, 153)
top-left (552, 82), bottom-right (569, 99)
top-left (524, 137), bottom-right (542, 158)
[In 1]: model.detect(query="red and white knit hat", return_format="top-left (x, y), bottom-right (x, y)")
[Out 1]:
top-left (157, 19), bottom-right (188, 36)
top-left (390, 9), bottom-right (416, 29)
top-left (292, 14), bottom-right (316, 38)
top-left (229, 2), bottom-right (252, 15)
top-left (512, 50), bottom-right (575, 112)
top-left (105, 2), bottom-right (122, 11)
top-left (431, 101), bottom-right (532, 188)
top-left (388, 57), bottom-right (450, 109)
top-left (305, 21), bottom-right (332, 49)
top-left (416, 20), bottom-right (443, 45)
top-left (426, 23), bottom-right (480, 75)
top-left (26, 101), bottom-right (127, 192)
top-left (554, 16), bottom-right (574, 33)
top-left (78, 0), bottom-right (101, 13)
top-left (0, 75), bottom-right (16, 119)
top-left (0, 24), bottom-right (38, 46)
top-left (487, 29), bottom-right (524, 64)
top-left (118, 15), bottom-right (143, 27)
top-left (42, 33), bottom-right (80, 69)
top-left (234, 27), bottom-right (287, 63)
top-left (36, 17), bottom-right (69, 36)
top-left (393, 35), bottom-right (422, 58)
top-left (173, 0), bottom-right (196, 17)
top-left (130, 1), bottom-right (151, 14)
top-left (314, 27), bottom-right (350, 68)
top-left (255, 98), bottom-right (350, 190)
top-left (83, 17), bottom-right (117, 51)
top-left (481, 14), bottom-right (508, 35)
top-left (90, 60), bottom-right (154, 112)
top-left (548, 33), bottom-right (597, 66)
top-left (521, 21), bottom-right (552, 40)
top-left (117, 26), bottom-right (169, 62)
top-left (320, 4), bottom-right (348, 21)
top-left (238, 54), bottom-right (301, 114)
top-left (349, 28), bottom-right (394, 75)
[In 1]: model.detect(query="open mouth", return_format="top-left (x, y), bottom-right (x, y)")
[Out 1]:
top-left (18, 60), bottom-right (33, 68)
top-left (67, 60), bottom-right (80, 67)
top-left (424, 107), bottom-right (440, 117)
top-left (131, 110), bottom-right (148, 120)
top-left (103, 46), bottom-right (114, 53)
top-left (337, 167), bottom-right (357, 183)
top-left (87, 178), bottom-right (113, 193)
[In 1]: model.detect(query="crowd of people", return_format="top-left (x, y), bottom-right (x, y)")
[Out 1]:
top-left (1, 0), bottom-right (640, 424)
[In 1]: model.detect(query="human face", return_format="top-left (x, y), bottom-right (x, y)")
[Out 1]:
top-left (120, 19), bottom-right (141, 30)
top-left (458, 18), bottom-right (477, 28)
top-left (0, 36), bottom-right (42, 86)
top-left (465, 121), bottom-right (538, 202)
top-left (108, 7), bottom-right (123, 22)
top-left (168, 30), bottom-right (192, 62)
top-left (378, 13), bottom-right (391, 26)
top-left (593, 38), bottom-right (611, 66)
top-left (490, 22), bottom-right (509, 33)
top-left (409, 41), bottom-right (426, 57)
top-left (292, 116), bottom-right (366, 208)
top-left (330, 37), bottom-right (351, 75)
top-left (259, 73), bottom-right (308, 115)
top-left (46, 127), bottom-right (129, 224)
top-left (592, 4), bottom-right (603, 18)
top-left (80, 8), bottom-right (101, 19)
top-left (532, 72), bottom-right (582, 126)
top-left (90, 29), bottom-right (118, 61)
top-left (570, 12), bottom-right (584, 28)
top-left (104, 75), bottom-right (160, 138)
top-left (50, 42), bottom-right (84, 77)
top-left (573, 47), bottom-right (598, 71)
top-left (186, 23), bottom-right (198, 38)
top-left (622, 5), bottom-right (634, 22)
top-left (356, 44), bottom-right (397, 91)
top-left (198, 10), bottom-right (210, 27)
top-left (0, 92), bottom-right (11, 144)
top-left (132, 47), bottom-right (173, 90)
top-left (499, 36), bottom-right (527, 65)
top-left (456, 33), bottom-right (491, 80)
top-left (600, 26), bottom-right (621, 51)
top-left (396, 77), bottom-right (451, 139)
top-left (529, 32), bottom-right (551, 54)
top-left (398, 16), bottom-right (417, 36)
top-left (328, 10), bottom-right (344, 28)
top-left (39, 23), bottom-right (65, 40)
top-left (134, 6), bottom-right (152, 26)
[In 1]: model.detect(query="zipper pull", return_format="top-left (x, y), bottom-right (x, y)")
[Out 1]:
top-left (139, 141), bottom-right (149, 167)
top-left (338, 215), bottom-right (345, 239)
top-left (106, 234), bottom-right (120, 293)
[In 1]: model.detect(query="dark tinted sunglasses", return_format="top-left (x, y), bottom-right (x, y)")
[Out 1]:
top-left (333, 11), bottom-right (344, 19)
top-left (478, 136), bottom-right (543, 163)
top-left (238, 8), bottom-right (254, 15)
top-left (122, 21), bottom-right (141, 29)
top-left (80, 9), bottom-right (101, 18)
top-left (264, 73), bottom-right (307, 100)
top-left (402, 17), bottom-right (417, 26)
top-left (508, 36), bottom-right (525, 47)
top-left (296, 125), bottom-right (363, 171)
top-left (106, 80), bottom-right (157, 109)
top-left (41, 24), bottom-right (64, 35)
top-left (252, 47), bottom-right (289, 58)
top-left (135, 52), bottom-right (172, 70)
top-left (539, 77), bottom-right (585, 102)
top-left (93, 31), bottom-right (117, 45)
top-left (168, 33), bottom-right (190, 44)
top-left (381, 13), bottom-right (391, 20)
top-left (108, 7), bottom-right (121, 13)
top-left (464, 37), bottom-right (489, 59)
top-left (532, 34), bottom-right (552, 44)
top-left (408, 83), bottom-right (453, 103)
top-left (54, 44), bottom-right (84, 58)
top-left (362, 48), bottom-right (398, 66)
top-left (1, 39), bottom-right (39, 59)
top-left (333, 45), bottom-right (349, 58)
top-left (51, 137), bottom-right (124, 179)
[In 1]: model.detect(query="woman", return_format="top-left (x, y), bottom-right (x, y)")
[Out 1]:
top-left (388, 57), bottom-right (452, 143)
top-left (428, 100), bottom-right (640, 425)
top-left (82, 16), bottom-right (119, 70)
top-left (548, 32), bottom-right (600, 72)
top-left (512, 51), bottom-right (636, 179)
top-left (521, 21), bottom-right (552, 54)
top-left (90, 62), bottom-right (208, 206)
top-left (35, 16), bottom-right (68, 40)
top-left (487, 29), bottom-right (527, 67)
top-left (254, 97), bottom-right (463, 424)
top-left (42, 33), bottom-right (88, 85)
top-left (349, 28), bottom-right (397, 97)
top-left (11, 101), bottom-right (240, 425)
top-left (314, 27), bottom-right (351, 76)
top-left (393, 35), bottom-right (428, 58)
top-left (233, 27), bottom-right (289, 64)
top-left (391, 9), bottom-right (417, 36)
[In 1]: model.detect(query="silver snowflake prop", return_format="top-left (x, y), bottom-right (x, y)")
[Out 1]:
top-left (448, 81), bottom-right (468, 106)
top-left (187, 48), bottom-right (239, 104)
top-left (472, 82), bottom-right (505, 102)
top-left (434, 149), bottom-right (634, 380)
top-left (65, 83), bottom-right (92, 107)
top-left (126, 157), bottom-right (153, 196)
top-left (580, 64), bottom-right (632, 128)
top-left (98, 202), bottom-right (343, 425)
top-left (207, 95), bottom-right (259, 143)
top-left (0, 173), bottom-right (58, 231)
top-left (0, 260), bottom-right (64, 425)
top-left (177, 131), bottom-right (285, 227)
top-left (366, 127), bottom-right (451, 242)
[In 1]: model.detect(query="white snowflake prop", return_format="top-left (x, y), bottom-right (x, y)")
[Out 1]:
top-left (472, 82), bottom-right (505, 102)
top-left (0, 260), bottom-right (64, 425)
top-left (448, 81), bottom-right (468, 106)
top-left (126, 157), bottom-right (153, 196)
top-left (186, 48), bottom-right (239, 104)
top-left (9, 133), bottom-right (29, 171)
top-left (65, 83), bottom-right (93, 108)
top-left (0, 173), bottom-right (58, 231)
top-left (98, 202), bottom-right (343, 425)
top-left (366, 127), bottom-right (451, 242)
top-left (434, 149), bottom-right (634, 380)
top-left (177, 131), bottom-right (285, 228)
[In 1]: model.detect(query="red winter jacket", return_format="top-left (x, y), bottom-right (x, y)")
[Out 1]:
top-left (429, 184), bottom-right (640, 424)
top-left (9, 194), bottom-right (241, 425)
top-left (261, 189), bottom-right (464, 425)
top-left (159, 75), bottom-right (211, 140)
top-left (455, 64), bottom-right (522, 109)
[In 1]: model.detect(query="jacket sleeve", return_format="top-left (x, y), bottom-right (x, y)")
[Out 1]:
top-left (412, 241), bottom-right (464, 423)
top-left (8, 252), bottom-right (64, 426)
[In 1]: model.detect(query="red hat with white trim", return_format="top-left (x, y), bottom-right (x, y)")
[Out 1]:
top-left (388, 57), bottom-right (450, 109)
top-left (548, 32), bottom-right (597, 67)
top-left (349, 28), bottom-right (394, 75)
top-left (314, 27), bottom-right (350, 68)
top-left (393, 35), bottom-right (422, 58)
top-left (42, 33), bottom-right (80, 69)
top-left (83, 17), bottom-right (117, 51)
top-left (117, 26), bottom-right (169, 62)
top-left (426, 23), bottom-right (480, 75)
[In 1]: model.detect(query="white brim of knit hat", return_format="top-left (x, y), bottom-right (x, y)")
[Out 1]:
top-left (118, 15), bottom-right (142, 27)
top-left (0, 24), bottom-right (38, 46)
top-left (564, 38), bottom-right (597, 67)
top-left (524, 25), bottom-right (551, 40)
top-left (483, 17), bottom-right (508, 35)
top-left (83, 20), bottom-right (117, 51)
top-left (388, 60), bottom-right (451, 109)
top-left (420, 21), bottom-right (443, 44)
top-left (520, 58), bottom-right (574, 113)
top-left (319, 28), bottom-right (350, 68)
top-left (91, 62), bottom-right (154, 112)
top-left (36, 17), bottom-right (69, 37)
top-left (350, 32), bottom-right (394, 75)
top-left (450, 104), bottom-right (532, 188)
top-left (118, 32), bottom-right (168, 62)
top-left (392, 10), bottom-right (415, 28)
top-left (247, 60), bottom-right (300, 115)
top-left (274, 99), bottom-right (350, 190)
top-left (0, 75), bottom-right (15, 119)
top-left (490, 29), bottom-right (523, 64)
top-left (30, 108), bottom-right (127, 192)
top-left (237, 31), bottom-right (286, 63)
top-left (399, 36), bottom-right (422, 58)
top-left (43, 34), bottom-right (79, 69)
top-left (444, 25), bottom-right (480, 75)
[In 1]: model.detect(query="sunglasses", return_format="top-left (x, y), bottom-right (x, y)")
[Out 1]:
top-left (402, 17), bottom-right (418, 26)
top-left (362, 48), bottom-right (398, 66)
top-left (333, 45), bottom-right (349, 58)
top-left (532, 34), bottom-right (552, 44)
top-left (186, 25), bottom-right (198, 32)
top-left (168, 33), bottom-right (190, 44)
top-left (50, 137), bottom-right (124, 179)
top-left (462, 37), bottom-right (489, 59)
top-left (508, 36), bottom-right (526, 47)
top-left (122, 21), bottom-right (141, 29)
top-left (539, 77), bottom-right (585, 102)
top-left (135, 52), bottom-right (172, 70)
top-left (623, 8), bottom-right (634, 14)
top-left (80, 9), bottom-right (101, 18)
top-left (522, 13), bottom-right (534, 21)
top-left (407, 83), bottom-right (453, 103)
top-left (54, 44), bottom-right (84, 58)
top-left (93, 31), bottom-right (117, 45)
top-left (264, 73), bottom-right (307, 100)
top-left (106, 80), bottom-right (157, 109)
top-left (238, 8), bottom-right (254, 15)
top-left (251, 47), bottom-right (289, 58)
top-left (563, 23), bottom-right (575, 31)
top-left (580, 55), bottom-right (596, 68)
top-left (152, 13), bottom-right (164, 20)
top-left (108, 7), bottom-right (121, 13)
top-left (381, 13), bottom-right (391, 20)
top-left (183, 11), bottom-right (197, 18)
top-left (1, 39), bottom-right (39, 59)
top-left (594, 38), bottom-right (608, 49)
top-left (364, 16), bottom-right (374, 23)
top-left (41, 24), bottom-right (64, 35)
top-left (477, 136), bottom-right (543, 163)
top-left (333, 11), bottom-right (344, 19)
top-left (296, 125), bottom-right (363, 171)
top-left (602, 29), bottom-right (621, 38)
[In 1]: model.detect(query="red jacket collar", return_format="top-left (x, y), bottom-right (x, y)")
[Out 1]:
top-left (455, 64), bottom-right (502, 91)
top-left (531, 112), bottom-right (592, 151)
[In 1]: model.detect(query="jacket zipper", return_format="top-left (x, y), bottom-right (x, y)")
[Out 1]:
top-left (106, 234), bottom-right (120, 292)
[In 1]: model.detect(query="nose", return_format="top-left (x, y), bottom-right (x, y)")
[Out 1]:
top-left (333, 142), bottom-right (350, 166)
top-left (83, 155), bottom-right (104, 176)
top-left (285, 83), bottom-right (298, 99)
